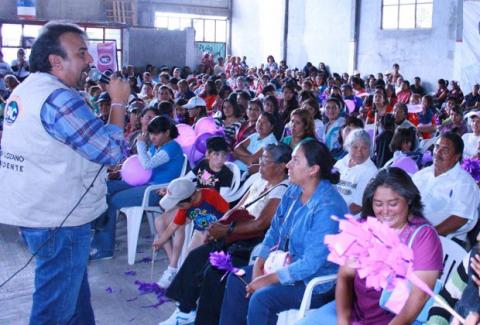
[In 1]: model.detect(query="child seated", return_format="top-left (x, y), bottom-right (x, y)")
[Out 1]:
top-left (153, 178), bottom-right (229, 288)
top-left (184, 136), bottom-right (233, 196)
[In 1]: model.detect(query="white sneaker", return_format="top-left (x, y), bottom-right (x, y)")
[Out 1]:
top-left (159, 308), bottom-right (196, 325)
top-left (157, 268), bottom-right (177, 288)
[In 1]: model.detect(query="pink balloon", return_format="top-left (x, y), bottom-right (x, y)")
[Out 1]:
top-left (175, 123), bottom-right (196, 151)
top-left (344, 99), bottom-right (356, 113)
top-left (121, 155), bottom-right (152, 186)
top-left (194, 117), bottom-right (220, 136)
top-left (392, 156), bottom-right (418, 174)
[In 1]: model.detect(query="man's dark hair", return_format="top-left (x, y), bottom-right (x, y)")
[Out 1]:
top-left (30, 21), bottom-right (86, 73)
top-left (441, 131), bottom-right (464, 161)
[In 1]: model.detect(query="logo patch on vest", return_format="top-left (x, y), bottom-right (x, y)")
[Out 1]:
top-left (4, 100), bottom-right (19, 125)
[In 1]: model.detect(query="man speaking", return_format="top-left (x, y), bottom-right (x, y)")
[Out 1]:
top-left (0, 22), bottom-right (130, 324)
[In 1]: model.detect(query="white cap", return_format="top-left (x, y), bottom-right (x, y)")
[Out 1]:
top-left (183, 96), bottom-right (206, 109)
top-left (465, 111), bottom-right (480, 119)
top-left (159, 178), bottom-right (196, 211)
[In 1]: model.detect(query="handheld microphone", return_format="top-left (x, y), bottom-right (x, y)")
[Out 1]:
top-left (88, 67), bottom-right (110, 84)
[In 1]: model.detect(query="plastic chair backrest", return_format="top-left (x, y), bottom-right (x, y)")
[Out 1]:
top-left (180, 154), bottom-right (188, 177)
top-left (224, 161), bottom-right (241, 194)
top-left (224, 172), bottom-right (262, 203)
top-left (439, 236), bottom-right (468, 284)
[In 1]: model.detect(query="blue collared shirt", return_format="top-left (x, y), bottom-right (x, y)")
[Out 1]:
top-left (40, 87), bottom-right (127, 165)
top-left (258, 180), bottom-right (348, 292)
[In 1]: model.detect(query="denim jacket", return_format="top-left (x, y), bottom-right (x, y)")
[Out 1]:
top-left (258, 180), bottom-right (348, 293)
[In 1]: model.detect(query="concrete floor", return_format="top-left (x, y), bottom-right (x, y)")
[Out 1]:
top-left (0, 217), bottom-right (176, 325)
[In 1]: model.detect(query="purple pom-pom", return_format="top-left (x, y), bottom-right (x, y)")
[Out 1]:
top-left (209, 251), bottom-right (237, 273)
top-left (461, 158), bottom-right (480, 182)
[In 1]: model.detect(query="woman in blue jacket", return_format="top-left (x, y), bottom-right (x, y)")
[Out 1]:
top-left (219, 140), bottom-right (348, 325)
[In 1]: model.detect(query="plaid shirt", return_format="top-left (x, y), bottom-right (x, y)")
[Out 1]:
top-left (40, 88), bottom-right (126, 166)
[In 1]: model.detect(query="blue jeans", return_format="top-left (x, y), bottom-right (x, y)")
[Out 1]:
top-left (20, 223), bottom-right (94, 325)
top-left (219, 265), bottom-right (335, 325)
top-left (90, 180), bottom-right (161, 255)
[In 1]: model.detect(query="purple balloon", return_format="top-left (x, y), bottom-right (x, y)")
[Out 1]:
top-left (392, 156), bottom-right (418, 174)
top-left (188, 146), bottom-right (205, 169)
top-left (195, 132), bottom-right (214, 154)
top-left (421, 151), bottom-right (433, 166)
top-left (121, 155), bottom-right (152, 186)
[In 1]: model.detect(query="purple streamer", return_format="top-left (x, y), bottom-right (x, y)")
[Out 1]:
top-left (134, 280), bottom-right (169, 308)
top-left (124, 270), bottom-right (137, 276)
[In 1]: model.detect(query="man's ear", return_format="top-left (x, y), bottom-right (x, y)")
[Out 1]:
top-left (48, 54), bottom-right (63, 71)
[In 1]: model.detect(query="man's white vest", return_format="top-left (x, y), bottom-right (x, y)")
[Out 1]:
top-left (0, 72), bottom-right (107, 227)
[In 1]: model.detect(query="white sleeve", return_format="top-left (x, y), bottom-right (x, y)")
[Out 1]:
top-left (351, 168), bottom-right (377, 206)
top-left (449, 179), bottom-right (480, 222)
top-left (267, 183), bottom-right (288, 200)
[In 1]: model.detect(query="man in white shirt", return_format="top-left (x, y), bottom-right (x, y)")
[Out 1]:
top-left (462, 111), bottom-right (480, 158)
top-left (413, 132), bottom-right (480, 243)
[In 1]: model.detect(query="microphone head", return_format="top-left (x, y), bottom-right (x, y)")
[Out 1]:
top-left (88, 68), bottom-right (109, 84)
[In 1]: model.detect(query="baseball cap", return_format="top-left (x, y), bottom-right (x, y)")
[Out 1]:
top-left (159, 178), bottom-right (196, 211)
top-left (183, 96), bottom-right (206, 109)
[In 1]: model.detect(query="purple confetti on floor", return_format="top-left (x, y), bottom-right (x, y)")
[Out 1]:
top-left (105, 287), bottom-right (113, 294)
top-left (137, 257), bottom-right (152, 264)
top-left (134, 280), bottom-right (169, 308)
top-left (124, 270), bottom-right (137, 276)
top-left (129, 318), bottom-right (135, 322)
top-left (126, 297), bottom-right (138, 302)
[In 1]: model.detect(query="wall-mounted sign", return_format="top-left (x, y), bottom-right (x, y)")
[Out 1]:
top-left (195, 42), bottom-right (226, 61)
top-left (17, 0), bottom-right (36, 19)
top-left (88, 42), bottom-right (117, 73)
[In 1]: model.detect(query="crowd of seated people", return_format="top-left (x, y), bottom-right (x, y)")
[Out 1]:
top-left (2, 50), bottom-right (480, 325)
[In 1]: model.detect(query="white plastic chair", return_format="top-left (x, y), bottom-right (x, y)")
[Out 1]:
top-left (121, 154), bottom-right (188, 265)
top-left (276, 274), bottom-right (337, 325)
top-left (438, 236), bottom-right (467, 284)
top-left (418, 136), bottom-right (439, 153)
top-left (177, 221), bottom-right (194, 267)
top-left (292, 236), bottom-right (468, 323)
top-left (224, 172), bottom-right (262, 204)
top-left (222, 162), bottom-right (242, 202)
